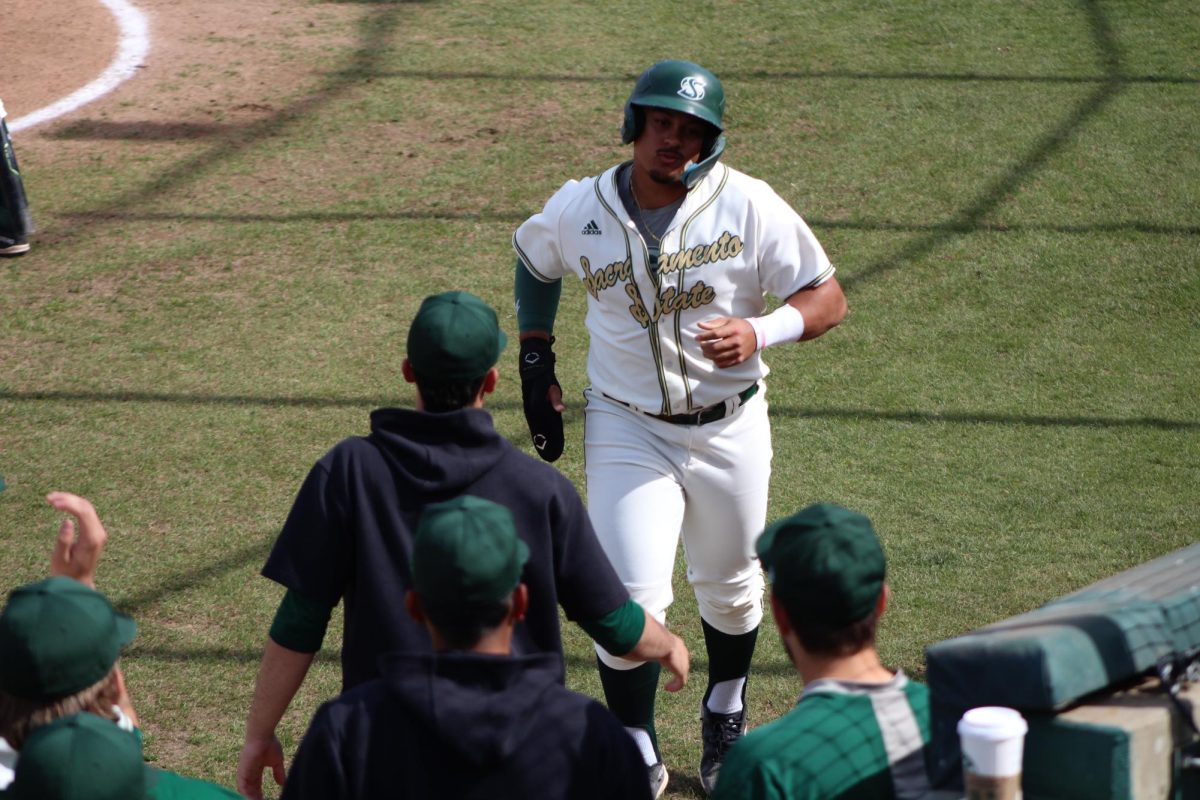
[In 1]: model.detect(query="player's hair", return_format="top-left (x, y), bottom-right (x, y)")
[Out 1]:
top-left (415, 375), bottom-right (488, 413)
top-left (782, 599), bottom-right (881, 658)
top-left (0, 666), bottom-right (123, 749)
top-left (422, 597), bottom-right (512, 650)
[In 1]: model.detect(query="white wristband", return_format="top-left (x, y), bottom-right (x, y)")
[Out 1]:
top-left (747, 304), bottom-right (805, 350)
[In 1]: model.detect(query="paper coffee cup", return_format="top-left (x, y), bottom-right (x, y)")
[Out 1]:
top-left (958, 706), bottom-right (1027, 800)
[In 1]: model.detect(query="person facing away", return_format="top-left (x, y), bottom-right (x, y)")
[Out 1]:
top-left (0, 493), bottom-right (243, 799)
top-left (512, 59), bottom-right (848, 796)
top-left (280, 495), bottom-right (653, 800)
top-left (238, 291), bottom-right (687, 798)
top-left (0, 98), bottom-right (34, 258)
top-left (713, 503), bottom-right (934, 800)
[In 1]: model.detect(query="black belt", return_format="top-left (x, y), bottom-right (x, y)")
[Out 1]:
top-left (608, 383), bottom-right (759, 426)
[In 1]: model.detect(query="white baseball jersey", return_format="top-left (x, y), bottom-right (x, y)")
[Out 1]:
top-left (513, 161), bottom-right (834, 416)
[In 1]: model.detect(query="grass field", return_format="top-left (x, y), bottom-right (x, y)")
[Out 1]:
top-left (2, 1), bottom-right (1198, 796)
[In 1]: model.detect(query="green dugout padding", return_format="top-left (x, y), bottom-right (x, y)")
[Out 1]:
top-left (924, 543), bottom-right (1200, 791)
top-left (927, 543), bottom-right (1200, 712)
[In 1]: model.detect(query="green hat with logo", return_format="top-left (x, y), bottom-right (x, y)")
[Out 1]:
top-left (406, 291), bottom-right (508, 383)
top-left (412, 495), bottom-right (529, 611)
top-left (9, 713), bottom-right (148, 800)
top-left (0, 577), bottom-right (137, 701)
top-left (756, 502), bottom-right (886, 627)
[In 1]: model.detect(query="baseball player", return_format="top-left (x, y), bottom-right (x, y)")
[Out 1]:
top-left (512, 60), bottom-right (847, 796)
top-left (0, 99), bottom-right (34, 257)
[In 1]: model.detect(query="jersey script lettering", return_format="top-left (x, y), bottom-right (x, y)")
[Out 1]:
top-left (625, 280), bottom-right (717, 329)
top-left (580, 230), bottom-right (742, 324)
top-left (657, 231), bottom-right (743, 277)
top-left (581, 255), bottom-right (634, 299)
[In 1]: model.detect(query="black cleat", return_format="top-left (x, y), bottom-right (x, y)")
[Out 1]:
top-left (699, 704), bottom-right (747, 795)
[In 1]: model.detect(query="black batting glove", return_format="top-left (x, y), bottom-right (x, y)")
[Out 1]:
top-left (519, 336), bottom-right (564, 462)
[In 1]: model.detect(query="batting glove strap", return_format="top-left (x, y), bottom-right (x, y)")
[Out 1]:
top-left (519, 337), bottom-right (565, 462)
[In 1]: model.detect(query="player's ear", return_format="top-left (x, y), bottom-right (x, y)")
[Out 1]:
top-left (510, 583), bottom-right (529, 622)
top-left (402, 358), bottom-right (417, 384)
top-left (405, 590), bottom-right (426, 623)
top-left (480, 367), bottom-right (499, 397)
top-left (769, 592), bottom-right (792, 637)
top-left (876, 583), bottom-right (890, 620)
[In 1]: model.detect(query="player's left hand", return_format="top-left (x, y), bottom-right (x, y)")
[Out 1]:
top-left (519, 336), bottom-right (566, 462)
top-left (696, 317), bottom-right (757, 368)
top-left (46, 491), bottom-right (108, 589)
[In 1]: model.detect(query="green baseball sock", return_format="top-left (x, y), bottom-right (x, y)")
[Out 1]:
top-left (597, 658), bottom-right (662, 764)
top-left (702, 619), bottom-right (759, 713)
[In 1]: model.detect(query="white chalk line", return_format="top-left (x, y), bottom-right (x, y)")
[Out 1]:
top-left (9, 0), bottom-right (150, 134)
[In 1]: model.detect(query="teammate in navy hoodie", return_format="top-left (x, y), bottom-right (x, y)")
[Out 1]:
top-left (238, 293), bottom-right (687, 799)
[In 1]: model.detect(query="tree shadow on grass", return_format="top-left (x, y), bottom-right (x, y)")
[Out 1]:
top-left (3, 388), bottom-right (1196, 431)
top-left (842, 0), bottom-right (1128, 291)
top-left (126, 646), bottom-right (799, 678)
top-left (54, 0), bottom-right (1194, 262)
top-left (64, 209), bottom-right (1200, 238)
top-left (116, 539), bottom-right (274, 616)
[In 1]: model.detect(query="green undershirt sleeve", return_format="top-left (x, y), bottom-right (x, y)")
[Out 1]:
top-left (578, 597), bottom-right (647, 657)
top-left (268, 588), bottom-right (334, 654)
top-left (514, 257), bottom-right (562, 335)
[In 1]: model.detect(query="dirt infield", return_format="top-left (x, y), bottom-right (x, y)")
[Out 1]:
top-left (6, 0), bottom-right (116, 120)
top-left (5, 0), bottom-right (361, 147)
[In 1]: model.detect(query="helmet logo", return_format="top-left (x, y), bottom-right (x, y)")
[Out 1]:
top-left (678, 77), bottom-right (706, 101)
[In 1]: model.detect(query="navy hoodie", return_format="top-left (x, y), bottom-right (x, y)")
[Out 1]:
top-left (280, 651), bottom-right (651, 800)
top-left (262, 407), bottom-right (628, 689)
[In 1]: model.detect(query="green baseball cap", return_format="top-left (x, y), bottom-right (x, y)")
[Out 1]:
top-left (406, 291), bottom-right (508, 383)
top-left (756, 503), bottom-right (886, 627)
top-left (9, 713), bottom-right (148, 800)
top-left (412, 495), bottom-right (529, 610)
top-left (0, 577), bottom-right (137, 701)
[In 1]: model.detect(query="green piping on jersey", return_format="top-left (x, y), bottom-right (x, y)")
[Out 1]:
top-left (595, 176), bottom-right (673, 413)
top-left (673, 266), bottom-right (692, 409)
top-left (803, 262), bottom-right (837, 290)
top-left (512, 236), bottom-right (557, 284)
top-left (673, 165), bottom-right (730, 410)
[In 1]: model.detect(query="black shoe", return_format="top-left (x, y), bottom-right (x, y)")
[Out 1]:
top-left (699, 703), bottom-right (747, 795)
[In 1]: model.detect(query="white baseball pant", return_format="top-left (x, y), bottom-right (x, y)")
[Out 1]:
top-left (584, 387), bottom-right (770, 670)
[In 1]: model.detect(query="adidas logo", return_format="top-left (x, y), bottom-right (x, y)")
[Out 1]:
top-left (581, 220), bottom-right (602, 235)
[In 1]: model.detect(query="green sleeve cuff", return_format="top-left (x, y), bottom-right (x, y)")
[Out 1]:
top-left (268, 589), bottom-right (333, 653)
top-left (578, 598), bottom-right (646, 656)
top-left (515, 257), bottom-right (562, 334)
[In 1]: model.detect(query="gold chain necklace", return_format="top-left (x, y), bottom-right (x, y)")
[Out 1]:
top-left (628, 169), bottom-right (663, 247)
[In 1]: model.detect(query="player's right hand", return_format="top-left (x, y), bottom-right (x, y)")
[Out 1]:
top-left (237, 736), bottom-right (286, 800)
top-left (518, 335), bottom-right (565, 462)
top-left (696, 316), bottom-right (757, 368)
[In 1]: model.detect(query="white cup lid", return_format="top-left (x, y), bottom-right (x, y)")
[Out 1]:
top-left (957, 706), bottom-right (1028, 740)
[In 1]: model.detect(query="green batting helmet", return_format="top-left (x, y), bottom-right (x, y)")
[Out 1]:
top-left (621, 60), bottom-right (725, 142)
top-left (621, 60), bottom-right (727, 188)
